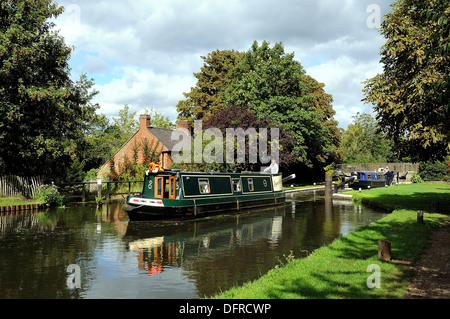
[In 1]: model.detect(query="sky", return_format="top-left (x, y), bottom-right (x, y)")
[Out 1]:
top-left (51, 0), bottom-right (395, 129)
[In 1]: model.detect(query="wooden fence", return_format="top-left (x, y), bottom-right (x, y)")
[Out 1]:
top-left (0, 175), bottom-right (44, 198)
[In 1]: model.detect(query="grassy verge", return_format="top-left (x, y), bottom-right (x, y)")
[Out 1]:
top-left (0, 197), bottom-right (44, 206)
top-left (343, 183), bottom-right (450, 213)
top-left (213, 183), bottom-right (450, 299)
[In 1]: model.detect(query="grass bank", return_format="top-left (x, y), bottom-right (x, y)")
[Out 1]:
top-left (344, 183), bottom-right (450, 213)
top-left (213, 183), bottom-right (450, 299)
top-left (0, 197), bottom-right (44, 206)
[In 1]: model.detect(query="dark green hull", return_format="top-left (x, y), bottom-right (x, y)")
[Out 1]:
top-left (125, 170), bottom-right (285, 220)
top-left (126, 192), bottom-right (286, 220)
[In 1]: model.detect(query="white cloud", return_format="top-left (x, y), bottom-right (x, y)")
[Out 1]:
top-left (51, 0), bottom-right (394, 127)
top-left (93, 67), bottom-right (195, 120)
top-left (306, 56), bottom-right (383, 127)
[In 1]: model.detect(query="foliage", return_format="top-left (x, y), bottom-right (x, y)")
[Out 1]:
top-left (177, 49), bottom-right (245, 121)
top-left (35, 184), bottom-right (64, 206)
top-left (323, 163), bottom-right (335, 175)
top-left (419, 160), bottom-right (447, 181)
top-left (0, 1), bottom-right (100, 179)
top-left (111, 105), bottom-right (139, 143)
top-left (410, 173), bottom-right (423, 183)
top-left (363, 0), bottom-right (450, 161)
top-left (143, 107), bottom-right (176, 129)
top-left (339, 113), bottom-right (394, 163)
top-left (106, 138), bottom-right (161, 182)
top-left (222, 41), bottom-right (340, 168)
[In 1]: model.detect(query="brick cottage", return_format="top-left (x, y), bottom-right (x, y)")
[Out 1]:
top-left (96, 114), bottom-right (190, 179)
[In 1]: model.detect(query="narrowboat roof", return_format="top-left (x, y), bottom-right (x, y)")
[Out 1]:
top-left (148, 170), bottom-right (279, 176)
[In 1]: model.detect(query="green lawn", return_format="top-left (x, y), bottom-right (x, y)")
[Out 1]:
top-left (0, 197), bottom-right (43, 206)
top-left (343, 183), bottom-right (450, 213)
top-left (212, 183), bottom-right (450, 299)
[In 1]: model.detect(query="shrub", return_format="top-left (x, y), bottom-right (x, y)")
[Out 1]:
top-left (411, 173), bottom-right (423, 183)
top-left (419, 160), bottom-right (447, 181)
top-left (36, 184), bottom-right (64, 206)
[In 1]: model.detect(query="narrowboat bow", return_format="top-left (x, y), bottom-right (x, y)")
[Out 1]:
top-left (124, 169), bottom-right (286, 220)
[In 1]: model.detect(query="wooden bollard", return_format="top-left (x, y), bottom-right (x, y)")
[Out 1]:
top-left (432, 201), bottom-right (440, 211)
top-left (417, 210), bottom-right (424, 224)
top-left (378, 240), bottom-right (391, 262)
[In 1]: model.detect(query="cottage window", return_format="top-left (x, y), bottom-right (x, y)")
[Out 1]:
top-left (199, 179), bottom-right (210, 194)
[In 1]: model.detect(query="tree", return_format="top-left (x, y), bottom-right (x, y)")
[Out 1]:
top-left (0, 0), bottom-right (100, 179)
top-left (143, 107), bottom-right (176, 129)
top-left (176, 49), bottom-right (245, 121)
top-left (222, 41), bottom-right (340, 168)
top-left (363, 0), bottom-right (450, 161)
top-left (339, 113), bottom-right (394, 163)
top-left (202, 105), bottom-right (295, 172)
top-left (112, 104), bottom-right (139, 144)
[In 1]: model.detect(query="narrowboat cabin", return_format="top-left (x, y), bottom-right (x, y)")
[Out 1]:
top-left (124, 168), bottom-right (285, 221)
top-left (349, 171), bottom-right (395, 190)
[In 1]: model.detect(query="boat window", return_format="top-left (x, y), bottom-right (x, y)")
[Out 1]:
top-left (155, 177), bottom-right (163, 198)
top-left (169, 176), bottom-right (176, 199)
top-left (248, 178), bottom-right (254, 191)
top-left (232, 178), bottom-right (241, 192)
top-left (199, 178), bottom-right (210, 194)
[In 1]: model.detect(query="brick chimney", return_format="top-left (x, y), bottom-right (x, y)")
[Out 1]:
top-left (140, 114), bottom-right (151, 130)
top-left (176, 120), bottom-right (191, 136)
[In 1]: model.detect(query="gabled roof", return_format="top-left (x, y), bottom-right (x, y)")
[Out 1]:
top-left (147, 127), bottom-right (190, 151)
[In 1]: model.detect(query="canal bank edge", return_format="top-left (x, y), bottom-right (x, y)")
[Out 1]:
top-left (212, 184), bottom-right (450, 299)
top-left (0, 202), bottom-right (47, 212)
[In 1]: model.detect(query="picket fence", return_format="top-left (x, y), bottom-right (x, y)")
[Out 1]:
top-left (0, 175), bottom-right (44, 198)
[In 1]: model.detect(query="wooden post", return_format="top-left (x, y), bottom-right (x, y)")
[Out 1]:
top-left (378, 240), bottom-right (391, 262)
top-left (81, 183), bottom-right (86, 202)
top-left (432, 201), bottom-right (440, 211)
top-left (325, 174), bottom-right (332, 199)
top-left (97, 179), bottom-right (102, 199)
top-left (417, 210), bottom-right (424, 224)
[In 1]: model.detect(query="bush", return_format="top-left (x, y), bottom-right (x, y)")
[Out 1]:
top-left (36, 184), bottom-right (64, 206)
top-left (419, 160), bottom-right (447, 181)
top-left (411, 173), bottom-right (423, 183)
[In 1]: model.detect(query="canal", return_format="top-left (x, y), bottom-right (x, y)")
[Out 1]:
top-left (0, 190), bottom-right (389, 299)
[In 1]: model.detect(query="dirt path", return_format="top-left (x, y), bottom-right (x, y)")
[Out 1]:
top-left (404, 221), bottom-right (450, 299)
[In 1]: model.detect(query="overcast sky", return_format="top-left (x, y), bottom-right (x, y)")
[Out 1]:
top-left (52, 0), bottom-right (395, 129)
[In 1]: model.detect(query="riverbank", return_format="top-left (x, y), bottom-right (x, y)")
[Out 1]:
top-left (212, 183), bottom-right (450, 299)
top-left (0, 197), bottom-right (46, 212)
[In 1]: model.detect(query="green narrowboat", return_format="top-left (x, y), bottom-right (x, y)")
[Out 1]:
top-left (124, 169), bottom-right (285, 220)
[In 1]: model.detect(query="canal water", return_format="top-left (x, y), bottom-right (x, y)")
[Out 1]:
top-left (0, 190), bottom-right (388, 299)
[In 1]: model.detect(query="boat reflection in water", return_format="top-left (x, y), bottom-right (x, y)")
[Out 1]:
top-left (124, 204), bottom-right (286, 285)
top-left (121, 191), bottom-right (387, 297)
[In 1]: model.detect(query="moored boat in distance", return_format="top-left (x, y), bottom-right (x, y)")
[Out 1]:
top-left (348, 170), bottom-right (395, 190)
top-left (124, 166), bottom-right (286, 221)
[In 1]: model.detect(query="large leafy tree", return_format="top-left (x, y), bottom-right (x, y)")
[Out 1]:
top-left (363, 0), bottom-right (450, 161)
top-left (222, 41), bottom-right (340, 168)
top-left (176, 49), bottom-right (245, 121)
top-left (0, 0), bottom-right (99, 179)
top-left (339, 113), bottom-right (394, 163)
